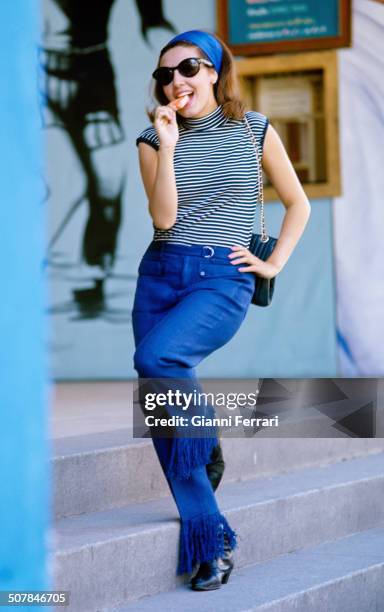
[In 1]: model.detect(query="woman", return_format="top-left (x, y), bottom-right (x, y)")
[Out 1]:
top-left (132, 29), bottom-right (311, 590)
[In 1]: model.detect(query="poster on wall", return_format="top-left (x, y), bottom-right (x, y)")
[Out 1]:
top-left (37, 0), bottom-right (177, 378)
top-left (217, 0), bottom-right (352, 56)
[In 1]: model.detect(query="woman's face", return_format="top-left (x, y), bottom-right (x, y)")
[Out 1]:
top-left (159, 45), bottom-right (218, 118)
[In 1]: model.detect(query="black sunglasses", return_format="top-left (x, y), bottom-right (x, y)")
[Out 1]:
top-left (152, 57), bottom-right (214, 86)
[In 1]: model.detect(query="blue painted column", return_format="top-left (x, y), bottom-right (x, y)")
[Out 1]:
top-left (0, 0), bottom-right (50, 605)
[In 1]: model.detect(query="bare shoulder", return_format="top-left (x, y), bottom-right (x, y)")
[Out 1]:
top-left (263, 123), bottom-right (290, 163)
top-left (137, 142), bottom-right (158, 200)
top-left (138, 141), bottom-right (158, 159)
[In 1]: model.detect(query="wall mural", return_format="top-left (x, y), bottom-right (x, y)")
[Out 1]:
top-left (38, 0), bottom-right (175, 320)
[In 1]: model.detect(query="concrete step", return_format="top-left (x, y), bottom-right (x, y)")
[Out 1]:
top-left (52, 431), bottom-right (384, 518)
top-left (113, 526), bottom-right (384, 612)
top-left (51, 452), bottom-right (384, 611)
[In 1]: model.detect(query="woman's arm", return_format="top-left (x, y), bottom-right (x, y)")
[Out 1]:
top-left (138, 141), bottom-right (178, 230)
top-left (261, 123), bottom-right (311, 270)
top-left (229, 123), bottom-right (311, 278)
top-left (137, 99), bottom-right (187, 230)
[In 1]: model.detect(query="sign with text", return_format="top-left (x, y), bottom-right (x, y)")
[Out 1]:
top-left (217, 0), bottom-right (351, 55)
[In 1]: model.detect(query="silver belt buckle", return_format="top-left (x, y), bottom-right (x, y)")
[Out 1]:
top-left (203, 245), bottom-right (214, 258)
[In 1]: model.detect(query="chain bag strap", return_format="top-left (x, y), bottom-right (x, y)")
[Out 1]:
top-left (243, 113), bottom-right (278, 307)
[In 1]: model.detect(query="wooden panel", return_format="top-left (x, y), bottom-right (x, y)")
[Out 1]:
top-left (236, 51), bottom-right (341, 201)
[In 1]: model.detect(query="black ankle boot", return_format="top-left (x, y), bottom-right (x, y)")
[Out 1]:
top-left (190, 527), bottom-right (235, 591)
top-left (190, 557), bottom-right (233, 591)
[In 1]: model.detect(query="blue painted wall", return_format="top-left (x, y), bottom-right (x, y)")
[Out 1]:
top-left (0, 0), bottom-right (50, 602)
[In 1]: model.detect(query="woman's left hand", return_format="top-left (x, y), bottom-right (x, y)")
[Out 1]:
top-left (228, 245), bottom-right (281, 279)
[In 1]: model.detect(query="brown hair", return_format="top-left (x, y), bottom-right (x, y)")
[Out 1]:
top-left (146, 31), bottom-right (246, 125)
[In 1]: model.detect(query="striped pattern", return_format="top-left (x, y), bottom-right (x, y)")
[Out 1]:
top-left (136, 104), bottom-right (269, 247)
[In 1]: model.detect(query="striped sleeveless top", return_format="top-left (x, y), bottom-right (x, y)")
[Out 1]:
top-left (135, 104), bottom-right (269, 247)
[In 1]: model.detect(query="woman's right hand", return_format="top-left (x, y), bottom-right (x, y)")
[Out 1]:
top-left (153, 96), bottom-right (189, 149)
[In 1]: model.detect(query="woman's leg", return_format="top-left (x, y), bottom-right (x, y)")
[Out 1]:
top-left (132, 265), bottom-right (254, 575)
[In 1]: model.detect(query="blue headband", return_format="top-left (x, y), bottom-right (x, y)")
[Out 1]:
top-left (164, 29), bottom-right (223, 75)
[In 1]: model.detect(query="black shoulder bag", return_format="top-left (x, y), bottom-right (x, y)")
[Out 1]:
top-left (243, 114), bottom-right (278, 307)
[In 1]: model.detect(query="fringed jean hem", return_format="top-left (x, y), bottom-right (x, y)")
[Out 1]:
top-left (177, 511), bottom-right (237, 575)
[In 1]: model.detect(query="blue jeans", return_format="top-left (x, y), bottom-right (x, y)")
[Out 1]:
top-left (131, 240), bottom-right (255, 575)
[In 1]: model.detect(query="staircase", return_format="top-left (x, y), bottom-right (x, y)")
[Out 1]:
top-left (50, 427), bottom-right (384, 611)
